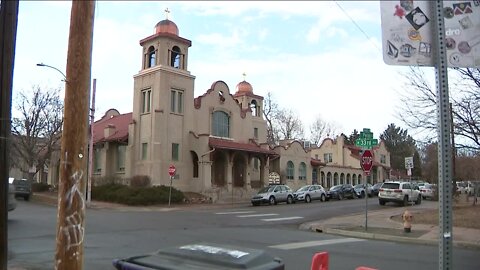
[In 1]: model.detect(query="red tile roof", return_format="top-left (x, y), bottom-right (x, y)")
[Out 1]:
top-left (92, 113), bottom-right (132, 144)
top-left (209, 137), bottom-right (276, 155)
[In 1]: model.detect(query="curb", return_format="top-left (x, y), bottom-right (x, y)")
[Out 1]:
top-left (308, 225), bottom-right (480, 250)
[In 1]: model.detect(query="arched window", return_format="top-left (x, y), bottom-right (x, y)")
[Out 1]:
top-left (340, 173), bottom-right (345, 184)
top-left (334, 172), bottom-right (339, 186)
top-left (299, 162), bottom-right (306, 180)
top-left (346, 174), bottom-right (351, 184)
top-left (352, 174), bottom-right (357, 185)
top-left (358, 175), bottom-right (362, 185)
top-left (212, 111), bottom-right (229, 138)
top-left (171, 46), bottom-right (181, 68)
top-left (286, 161), bottom-right (294, 180)
top-left (147, 46), bottom-right (155, 68)
top-left (326, 172), bottom-right (332, 188)
top-left (250, 100), bottom-right (258, 117)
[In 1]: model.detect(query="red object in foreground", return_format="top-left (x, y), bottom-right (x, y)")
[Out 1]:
top-left (311, 252), bottom-right (328, 270)
top-left (168, 164), bottom-right (176, 177)
top-left (356, 267), bottom-right (378, 270)
top-left (360, 150), bottom-right (374, 175)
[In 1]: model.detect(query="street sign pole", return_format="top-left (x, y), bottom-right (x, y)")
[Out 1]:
top-left (168, 176), bottom-right (173, 207)
top-left (359, 146), bottom-right (375, 232)
top-left (433, 1), bottom-right (453, 268)
top-left (168, 164), bottom-right (176, 207)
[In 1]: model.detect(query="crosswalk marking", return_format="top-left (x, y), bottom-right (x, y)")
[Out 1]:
top-left (261, 216), bottom-right (303, 222)
top-left (269, 238), bottom-right (365, 250)
top-left (215, 211), bottom-right (255, 215)
top-left (237, 213), bottom-right (279, 218)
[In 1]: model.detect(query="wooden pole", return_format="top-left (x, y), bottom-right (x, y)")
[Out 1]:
top-left (0, 1), bottom-right (19, 269)
top-left (55, 1), bottom-right (95, 269)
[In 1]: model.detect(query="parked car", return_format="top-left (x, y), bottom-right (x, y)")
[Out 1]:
top-left (420, 183), bottom-right (435, 200)
top-left (371, 182), bottom-right (383, 196)
top-left (326, 184), bottom-right (355, 200)
top-left (251, 184), bottom-right (294, 206)
top-left (378, 181), bottom-right (422, 206)
top-left (353, 183), bottom-right (373, 198)
top-left (8, 180), bottom-right (17, 211)
top-left (293, 184), bottom-right (327, 203)
top-left (12, 178), bottom-right (32, 201)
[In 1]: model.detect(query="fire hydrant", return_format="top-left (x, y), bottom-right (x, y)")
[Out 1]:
top-left (402, 210), bottom-right (413, 233)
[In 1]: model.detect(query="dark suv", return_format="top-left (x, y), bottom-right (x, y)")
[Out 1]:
top-left (12, 178), bottom-right (32, 201)
top-left (326, 184), bottom-right (355, 200)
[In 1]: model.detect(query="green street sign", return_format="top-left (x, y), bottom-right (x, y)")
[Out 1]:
top-left (355, 128), bottom-right (378, 150)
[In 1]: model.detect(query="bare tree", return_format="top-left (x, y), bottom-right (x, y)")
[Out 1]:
top-left (263, 92), bottom-right (305, 145)
top-left (10, 85), bottom-right (64, 182)
top-left (263, 92), bottom-right (279, 145)
top-left (309, 114), bottom-right (339, 146)
top-left (396, 67), bottom-right (480, 151)
top-left (275, 108), bottom-right (304, 141)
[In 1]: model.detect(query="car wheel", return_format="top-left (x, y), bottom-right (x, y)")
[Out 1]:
top-left (361, 191), bottom-right (365, 198)
top-left (403, 196), bottom-right (409, 206)
top-left (252, 202), bottom-right (258, 206)
top-left (287, 195), bottom-right (293, 204)
top-left (379, 199), bottom-right (386, 205)
top-left (269, 196), bottom-right (276, 205)
top-left (338, 193), bottom-right (343, 200)
top-left (416, 195), bottom-right (422, 205)
top-left (305, 195), bottom-right (311, 203)
top-left (320, 194), bottom-right (326, 202)
top-left (24, 195), bottom-right (30, 201)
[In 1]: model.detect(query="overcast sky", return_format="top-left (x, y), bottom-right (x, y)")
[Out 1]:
top-left (13, 1), bottom-right (420, 141)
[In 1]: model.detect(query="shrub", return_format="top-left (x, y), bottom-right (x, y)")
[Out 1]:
top-left (92, 184), bottom-right (185, 206)
top-left (32, 182), bottom-right (50, 192)
top-left (130, 175), bottom-right (151, 187)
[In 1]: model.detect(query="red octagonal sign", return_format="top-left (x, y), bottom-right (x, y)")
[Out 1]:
top-left (361, 150), bottom-right (373, 175)
top-left (168, 164), bottom-right (176, 177)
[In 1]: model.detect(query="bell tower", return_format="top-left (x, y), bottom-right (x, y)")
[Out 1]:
top-left (131, 9), bottom-right (196, 186)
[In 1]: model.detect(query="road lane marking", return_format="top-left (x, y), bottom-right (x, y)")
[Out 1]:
top-left (237, 213), bottom-right (279, 218)
top-left (269, 238), bottom-right (365, 250)
top-left (215, 211), bottom-right (256, 215)
top-left (261, 216), bottom-right (303, 222)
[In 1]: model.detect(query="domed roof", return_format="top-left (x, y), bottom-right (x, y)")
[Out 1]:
top-left (235, 80), bottom-right (253, 94)
top-left (154, 19), bottom-right (179, 35)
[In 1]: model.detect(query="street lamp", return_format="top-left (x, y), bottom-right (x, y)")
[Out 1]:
top-left (36, 63), bottom-right (95, 205)
top-left (36, 63), bottom-right (67, 82)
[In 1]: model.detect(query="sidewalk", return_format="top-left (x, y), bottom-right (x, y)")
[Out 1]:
top-left (32, 192), bottom-right (480, 249)
top-left (300, 200), bottom-right (480, 250)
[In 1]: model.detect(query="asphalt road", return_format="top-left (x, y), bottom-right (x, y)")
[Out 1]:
top-left (7, 198), bottom-right (480, 269)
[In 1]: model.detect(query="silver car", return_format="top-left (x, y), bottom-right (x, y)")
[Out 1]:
top-left (251, 184), bottom-right (294, 206)
top-left (293, 184), bottom-right (326, 203)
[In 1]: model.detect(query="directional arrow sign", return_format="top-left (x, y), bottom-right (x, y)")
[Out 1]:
top-left (360, 150), bottom-right (373, 175)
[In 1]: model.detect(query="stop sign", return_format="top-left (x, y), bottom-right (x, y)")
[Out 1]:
top-left (360, 150), bottom-right (373, 175)
top-left (168, 164), bottom-right (176, 177)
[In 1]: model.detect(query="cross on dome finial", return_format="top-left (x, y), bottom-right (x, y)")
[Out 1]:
top-left (242, 72), bottom-right (246, 81)
top-left (165, 8), bottom-right (170, 20)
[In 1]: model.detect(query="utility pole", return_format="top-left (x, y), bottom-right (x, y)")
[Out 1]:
top-left (0, 1), bottom-right (19, 269)
top-left (87, 78), bottom-right (96, 206)
top-left (55, 1), bottom-right (95, 269)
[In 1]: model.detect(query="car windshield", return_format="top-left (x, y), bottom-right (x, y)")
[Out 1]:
top-left (354, 184), bottom-right (363, 189)
top-left (330, 185), bottom-right (341, 191)
top-left (258, 186), bottom-right (276, 193)
top-left (296, 186), bottom-right (310, 192)
top-left (381, 183), bottom-right (400, 189)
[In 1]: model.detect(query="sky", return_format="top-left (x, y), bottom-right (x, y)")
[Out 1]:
top-left (13, 1), bottom-right (418, 141)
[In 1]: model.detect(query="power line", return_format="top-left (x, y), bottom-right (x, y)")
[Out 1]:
top-left (334, 1), bottom-right (382, 53)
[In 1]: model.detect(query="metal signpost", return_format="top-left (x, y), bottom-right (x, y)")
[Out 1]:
top-left (405, 156), bottom-right (414, 178)
top-left (168, 164), bottom-right (176, 206)
top-left (355, 128), bottom-right (378, 231)
top-left (380, 1), bottom-right (480, 268)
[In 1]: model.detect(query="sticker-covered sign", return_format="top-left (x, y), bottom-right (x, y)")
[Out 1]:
top-left (380, 1), bottom-right (480, 67)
